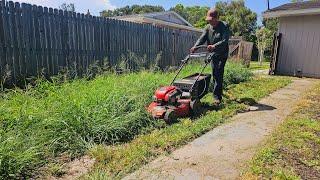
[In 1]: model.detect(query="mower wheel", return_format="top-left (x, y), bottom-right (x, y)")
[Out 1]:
top-left (190, 99), bottom-right (201, 115)
top-left (164, 110), bottom-right (177, 124)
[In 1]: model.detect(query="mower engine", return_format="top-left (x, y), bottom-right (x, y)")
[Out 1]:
top-left (148, 86), bottom-right (192, 123)
top-left (147, 45), bottom-right (212, 123)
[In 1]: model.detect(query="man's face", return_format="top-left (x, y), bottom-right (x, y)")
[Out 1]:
top-left (207, 17), bottom-right (219, 27)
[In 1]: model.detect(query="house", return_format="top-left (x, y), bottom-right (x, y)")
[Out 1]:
top-left (111, 11), bottom-right (202, 33)
top-left (263, 1), bottom-right (320, 78)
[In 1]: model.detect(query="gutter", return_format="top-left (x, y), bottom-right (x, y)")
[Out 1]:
top-left (263, 8), bottom-right (320, 18)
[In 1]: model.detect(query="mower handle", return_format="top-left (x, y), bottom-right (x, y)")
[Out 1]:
top-left (182, 45), bottom-right (209, 63)
top-left (189, 45), bottom-right (209, 57)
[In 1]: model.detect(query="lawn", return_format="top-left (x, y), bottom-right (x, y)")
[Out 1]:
top-left (249, 61), bottom-right (270, 71)
top-left (0, 61), bottom-right (292, 179)
top-left (0, 62), bottom-right (253, 179)
top-left (83, 75), bottom-right (292, 179)
top-left (242, 82), bottom-right (320, 179)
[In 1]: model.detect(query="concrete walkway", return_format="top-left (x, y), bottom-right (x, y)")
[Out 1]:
top-left (124, 78), bottom-right (317, 180)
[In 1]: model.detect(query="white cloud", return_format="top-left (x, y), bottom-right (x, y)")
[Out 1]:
top-left (102, 0), bottom-right (117, 10)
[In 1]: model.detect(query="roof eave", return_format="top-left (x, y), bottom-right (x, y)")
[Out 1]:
top-left (142, 17), bottom-right (202, 32)
top-left (263, 8), bottom-right (320, 18)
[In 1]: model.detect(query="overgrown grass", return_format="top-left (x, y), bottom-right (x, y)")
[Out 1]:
top-left (242, 82), bottom-right (320, 180)
top-left (0, 62), bottom-right (253, 179)
top-left (83, 76), bottom-right (292, 179)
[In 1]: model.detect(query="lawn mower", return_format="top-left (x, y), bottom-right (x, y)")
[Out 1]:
top-left (147, 45), bottom-right (214, 123)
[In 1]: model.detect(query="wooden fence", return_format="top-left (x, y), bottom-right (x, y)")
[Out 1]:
top-left (229, 36), bottom-right (253, 67)
top-left (0, 0), bottom-right (200, 83)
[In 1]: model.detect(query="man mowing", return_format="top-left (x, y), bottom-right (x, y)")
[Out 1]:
top-left (190, 8), bottom-right (230, 105)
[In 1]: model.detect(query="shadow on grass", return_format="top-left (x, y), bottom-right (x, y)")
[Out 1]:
top-left (168, 97), bottom-right (276, 124)
top-left (189, 102), bottom-right (226, 120)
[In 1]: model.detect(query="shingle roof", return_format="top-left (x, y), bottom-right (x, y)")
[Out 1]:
top-left (112, 11), bottom-right (193, 27)
top-left (267, 0), bottom-right (320, 12)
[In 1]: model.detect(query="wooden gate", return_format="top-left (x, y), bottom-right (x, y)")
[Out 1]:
top-left (229, 37), bottom-right (253, 67)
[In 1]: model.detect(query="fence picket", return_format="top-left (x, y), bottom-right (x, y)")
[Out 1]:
top-left (0, 1), bottom-right (201, 85)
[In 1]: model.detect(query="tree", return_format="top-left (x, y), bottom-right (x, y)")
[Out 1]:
top-left (256, 27), bottom-right (273, 65)
top-left (59, 3), bottom-right (75, 12)
top-left (215, 0), bottom-right (257, 41)
top-left (170, 4), bottom-right (209, 28)
top-left (263, 18), bottom-right (278, 34)
top-left (101, 5), bottom-right (165, 17)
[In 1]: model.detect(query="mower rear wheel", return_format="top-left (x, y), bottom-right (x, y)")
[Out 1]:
top-left (190, 99), bottom-right (201, 115)
top-left (164, 109), bottom-right (177, 124)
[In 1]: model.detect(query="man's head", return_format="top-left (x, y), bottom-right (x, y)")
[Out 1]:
top-left (206, 8), bottom-right (219, 27)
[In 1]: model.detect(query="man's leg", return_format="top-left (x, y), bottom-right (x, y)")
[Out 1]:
top-left (212, 58), bottom-right (227, 102)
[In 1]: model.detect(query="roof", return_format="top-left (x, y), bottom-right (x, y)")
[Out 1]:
top-left (263, 0), bottom-right (320, 18)
top-left (111, 11), bottom-right (201, 32)
top-left (112, 11), bottom-right (193, 27)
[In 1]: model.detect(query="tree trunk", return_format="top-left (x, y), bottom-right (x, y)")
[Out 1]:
top-left (259, 48), bottom-right (265, 66)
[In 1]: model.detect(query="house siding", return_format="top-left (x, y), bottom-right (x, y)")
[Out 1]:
top-left (277, 15), bottom-right (320, 78)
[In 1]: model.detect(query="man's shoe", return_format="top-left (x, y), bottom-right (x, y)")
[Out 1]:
top-left (212, 97), bottom-right (221, 106)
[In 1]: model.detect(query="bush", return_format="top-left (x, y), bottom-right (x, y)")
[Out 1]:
top-left (0, 62), bottom-right (252, 179)
top-left (224, 62), bottom-right (253, 87)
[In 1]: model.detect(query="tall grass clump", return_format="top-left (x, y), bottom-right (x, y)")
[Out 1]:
top-left (0, 62), bottom-right (252, 179)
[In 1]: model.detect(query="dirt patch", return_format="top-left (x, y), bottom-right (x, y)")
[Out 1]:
top-left (46, 156), bottom-right (95, 180)
top-left (279, 147), bottom-right (320, 180)
top-left (124, 79), bottom-right (317, 179)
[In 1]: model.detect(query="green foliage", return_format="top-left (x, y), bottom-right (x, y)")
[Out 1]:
top-left (100, 1), bottom-right (257, 42)
top-left (215, 0), bottom-right (257, 41)
top-left (249, 61), bottom-right (270, 70)
top-left (170, 4), bottom-right (209, 28)
top-left (262, 18), bottom-right (279, 35)
top-left (0, 62), bottom-right (252, 179)
top-left (224, 62), bottom-right (253, 87)
top-left (256, 27), bottom-right (274, 63)
top-left (59, 3), bottom-right (75, 12)
top-left (84, 76), bottom-right (291, 179)
top-left (100, 5), bottom-right (165, 17)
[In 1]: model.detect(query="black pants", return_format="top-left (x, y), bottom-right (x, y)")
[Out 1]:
top-left (211, 57), bottom-right (227, 101)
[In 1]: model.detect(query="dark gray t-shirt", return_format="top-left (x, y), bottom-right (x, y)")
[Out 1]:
top-left (194, 21), bottom-right (230, 58)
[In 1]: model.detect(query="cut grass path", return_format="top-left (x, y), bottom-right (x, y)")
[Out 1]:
top-left (75, 75), bottom-right (292, 179)
top-left (122, 78), bottom-right (317, 180)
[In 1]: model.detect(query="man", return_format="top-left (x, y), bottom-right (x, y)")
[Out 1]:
top-left (190, 8), bottom-right (229, 105)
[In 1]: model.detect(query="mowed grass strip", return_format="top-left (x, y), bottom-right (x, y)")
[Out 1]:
top-left (83, 76), bottom-right (292, 179)
top-left (242, 82), bottom-right (320, 180)
top-left (249, 61), bottom-right (270, 71)
top-left (0, 62), bottom-right (252, 179)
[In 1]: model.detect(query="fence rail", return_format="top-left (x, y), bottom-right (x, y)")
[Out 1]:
top-left (0, 0), bottom-right (200, 83)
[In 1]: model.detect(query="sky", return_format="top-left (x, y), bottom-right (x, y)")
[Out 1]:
top-left (12, 0), bottom-right (292, 22)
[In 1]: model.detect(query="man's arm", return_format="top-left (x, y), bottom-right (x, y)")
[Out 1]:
top-left (194, 26), bottom-right (208, 47)
top-left (190, 26), bottom-right (208, 53)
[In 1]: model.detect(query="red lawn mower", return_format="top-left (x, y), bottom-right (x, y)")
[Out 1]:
top-left (148, 45), bottom-right (215, 123)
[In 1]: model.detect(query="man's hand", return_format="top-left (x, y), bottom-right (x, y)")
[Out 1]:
top-left (207, 45), bottom-right (216, 52)
top-left (190, 47), bottom-right (196, 53)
